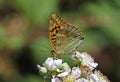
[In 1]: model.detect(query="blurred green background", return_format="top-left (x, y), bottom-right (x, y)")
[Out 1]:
top-left (0, 0), bottom-right (119, 82)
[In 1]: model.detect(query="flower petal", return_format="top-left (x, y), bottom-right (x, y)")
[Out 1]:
top-left (54, 59), bottom-right (63, 67)
top-left (37, 64), bottom-right (47, 73)
top-left (51, 78), bottom-right (62, 82)
top-left (71, 67), bottom-right (81, 79)
top-left (60, 63), bottom-right (71, 72)
top-left (43, 57), bottom-right (63, 71)
top-left (57, 72), bottom-right (69, 77)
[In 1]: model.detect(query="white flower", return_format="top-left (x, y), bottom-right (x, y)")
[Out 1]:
top-left (90, 73), bottom-right (99, 82)
top-left (43, 57), bottom-right (62, 71)
top-left (90, 70), bottom-right (110, 82)
top-left (60, 63), bottom-right (71, 73)
top-left (51, 77), bottom-right (62, 82)
top-left (54, 59), bottom-right (63, 66)
top-left (37, 64), bottom-right (47, 73)
top-left (71, 67), bottom-right (81, 79)
top-left (37, 52), bottom-right (110, 82)
top-left (88, 62), bottom-right (98, 70)
top-left (71, 51), bottom-right (98, 70)
top-left (70, 51), bottom-right (82, 61)
top-left (57, 67), bottom-right (82, 82)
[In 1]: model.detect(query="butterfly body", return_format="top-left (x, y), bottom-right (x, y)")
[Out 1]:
top-left (49, 14), bottom-right (84, 57)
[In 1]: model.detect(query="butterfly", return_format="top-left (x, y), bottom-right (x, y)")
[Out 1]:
top-left (49, 14), bottom-right (84, 57)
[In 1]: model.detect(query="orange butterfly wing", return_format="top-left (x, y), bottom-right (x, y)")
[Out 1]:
top-left (49, 14), bottom-right (84, 56)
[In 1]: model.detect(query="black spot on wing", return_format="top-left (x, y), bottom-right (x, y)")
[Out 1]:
top-left (49, 28), bottom-right (55, 32)
top-left (49, 26), bottom-right (60, 32)
top-left (51, 34), bottom-right (56, 37)
top-left (51, 37), bottom-right (56, 40)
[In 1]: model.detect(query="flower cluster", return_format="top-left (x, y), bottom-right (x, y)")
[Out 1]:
top-left (37, 51), bottom-right (110, 82)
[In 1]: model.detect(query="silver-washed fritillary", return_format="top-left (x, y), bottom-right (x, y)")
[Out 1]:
top-left (49, 14), bottom-right (84, 57)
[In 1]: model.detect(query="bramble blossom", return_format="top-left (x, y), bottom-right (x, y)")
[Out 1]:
top-left (37, 51), bottom-right (110, 82)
